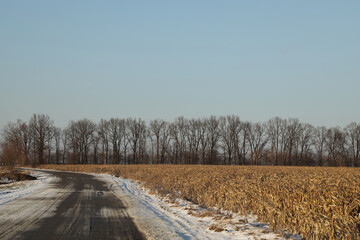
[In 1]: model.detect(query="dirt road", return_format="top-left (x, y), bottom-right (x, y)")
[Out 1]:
top-left (0, 170), bottom-right (145, 240)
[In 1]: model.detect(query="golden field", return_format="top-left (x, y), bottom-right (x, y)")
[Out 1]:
top-left (38, 164), bottom-right (360, 239)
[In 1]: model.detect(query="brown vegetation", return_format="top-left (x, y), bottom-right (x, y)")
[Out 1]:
top-left (38, 164), bottom-right (360, 239)
top-left (0, 168), bottom-right (37, 184)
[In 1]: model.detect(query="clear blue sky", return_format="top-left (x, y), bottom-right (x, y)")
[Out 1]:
top-left (1, 1), bottom-right (359, 129)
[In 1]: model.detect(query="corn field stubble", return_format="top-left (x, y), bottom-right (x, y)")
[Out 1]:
top-left (38, 164), bottom-right (360, 239)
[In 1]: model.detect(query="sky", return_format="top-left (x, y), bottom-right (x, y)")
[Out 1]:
top-left (0, 1), bottom-right (359, 129)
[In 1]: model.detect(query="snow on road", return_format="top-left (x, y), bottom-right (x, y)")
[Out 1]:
top-left (99, 174), bottom-right (301, 240)
top-left (0, 170), bottom-right (57, 206)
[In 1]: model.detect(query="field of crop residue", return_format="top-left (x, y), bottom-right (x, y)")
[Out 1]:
top-left (38, 164), bottom-right (360, 239)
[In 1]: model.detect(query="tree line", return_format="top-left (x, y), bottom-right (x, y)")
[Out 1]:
top-left (1, 114), bottom-right (359, 167)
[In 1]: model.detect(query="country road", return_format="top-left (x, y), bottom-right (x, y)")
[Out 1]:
top-left (0, 170), bottom-right (145, 240)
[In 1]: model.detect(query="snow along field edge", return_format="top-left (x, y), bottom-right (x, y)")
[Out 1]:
top-left (96, 173), bottom-right (302, 240)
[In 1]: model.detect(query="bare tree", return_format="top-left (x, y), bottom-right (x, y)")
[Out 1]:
top-left (219, 116), bottom-right (242, 165)
top-left (122, 125), bottom-right (131, 164)
top-left (61, 128), bottom-right (69, 164)
top-left (1, 120), bottom-right (33, 166)
top-left (206, 116), bottom-right (220, 165)
top-left (235, 121), bottom-right (249, 165)
top-left (186, 119), bottom-right (202, 164)
top-left (29, 114), bottom-right (54, 165)
top-left (198, 119), bottom-right (209, 165)
top-left (267, 117), bottom-right (287, 165)
top-left (169, 117), bottom-right (188, 164)
top-left (98, 119), bottom-right (110, 164)
top-left (127, 118), bottom-right (147, 164)
top-left (247, 122), bottom-right (268, 165)
top-left (1, 122), bottom-right (26, 166)
top-left (108, 118), bottom-right (126, 164)
top-left (326, 127), bottom-right (346, 166)
top-left (0, 140), bottom-right (19, 167)
top-left (91, 134), bottom-right (100, 164)
top-left (45, 126), bottom-right (57, 164)
top-left (285, 118), bottom-right (301, 166)
top-left (53, 127), bottom-right (61, 164)
top-left (149, 119), bottom-right (167, 164)
top-left (296, 123), bottom-right (314, 165)
top-left (313, 126), bottom-right (327, 166)
top-left (17, 120), bottom-right (32, 165)
top-left (78, 119), bottom-right (96, 164)
top-left (159, 122), bottom-right (171, 164)
top-left (345, 122), bottom-right (360, 167)
top-left (65, 119), bottom-right (96, 164)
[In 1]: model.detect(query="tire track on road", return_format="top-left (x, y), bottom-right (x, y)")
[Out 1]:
top-left (0, 181), bottom-right (72, 240)
top-left (0, 170), bottom-right (146, 240)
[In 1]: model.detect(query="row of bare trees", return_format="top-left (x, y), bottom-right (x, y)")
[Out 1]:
top-left (1, 114), bottom-right (359, 167)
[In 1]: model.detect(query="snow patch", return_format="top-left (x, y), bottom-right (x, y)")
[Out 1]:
top-left (0, 170), bottom-right (57, 205)
top-left (0, 177), bottom-right (16, 184)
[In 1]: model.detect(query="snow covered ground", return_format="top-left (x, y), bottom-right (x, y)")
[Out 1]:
top-left (98, 174), bottom-right (301, 240)
top-left (0, 170), bottom-right (57, 206)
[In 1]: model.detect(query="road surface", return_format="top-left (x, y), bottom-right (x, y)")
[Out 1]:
top-left (0, 170), bottom-right (145, 240)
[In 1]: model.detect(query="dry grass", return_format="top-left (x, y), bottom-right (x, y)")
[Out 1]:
top-left (38, 164), bottom-right (360, 239)
top-left (0, 167), bottom-right (37, 184)
top-left (209, 224), bottom-right (225, 232)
